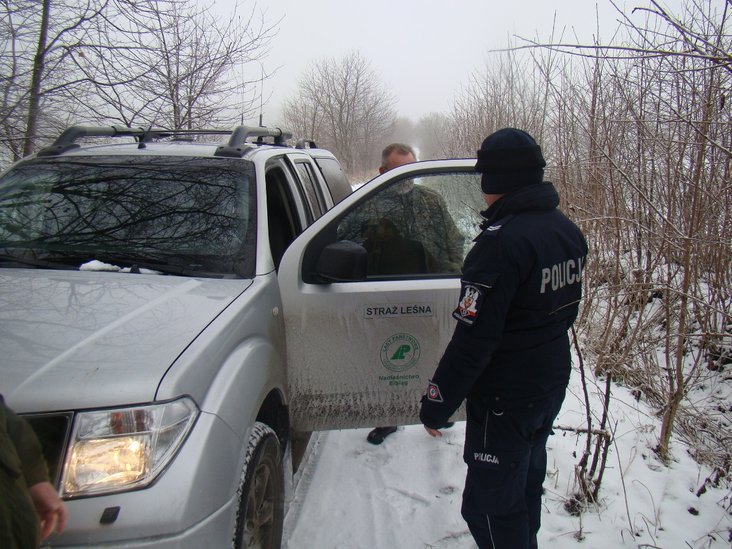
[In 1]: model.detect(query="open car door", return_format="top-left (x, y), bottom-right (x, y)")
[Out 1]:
top-left (279, 159), bottom-right (485, 431)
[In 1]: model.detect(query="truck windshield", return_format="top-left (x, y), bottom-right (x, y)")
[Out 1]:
top-left (0, 156), bottom-right (256, 278)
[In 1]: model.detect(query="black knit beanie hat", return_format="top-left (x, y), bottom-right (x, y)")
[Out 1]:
top-left (475, 128), bottom-right (546, 194)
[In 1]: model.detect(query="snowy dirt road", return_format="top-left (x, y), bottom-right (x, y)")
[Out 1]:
top-left (283, 424), bottom-right (473, 549)
top-left (282, 373), bottom-right (731, 548)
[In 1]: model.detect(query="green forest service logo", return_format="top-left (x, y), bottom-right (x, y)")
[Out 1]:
top-left (380, 333), bottom-right (420, 372)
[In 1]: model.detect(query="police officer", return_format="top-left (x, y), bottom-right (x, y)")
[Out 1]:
top-left (419, 128), bottom-right (587, 549)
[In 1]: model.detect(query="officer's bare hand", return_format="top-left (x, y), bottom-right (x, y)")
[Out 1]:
top-left (424, 426), bottom-right (443, 438)
top-left (29, 481), bottom-right (68, 539)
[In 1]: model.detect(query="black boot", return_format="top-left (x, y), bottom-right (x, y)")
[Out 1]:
top-left (366, 426), bottom-right (397, 444)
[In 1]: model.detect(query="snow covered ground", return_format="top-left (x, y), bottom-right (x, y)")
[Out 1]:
top-left (283, 364), bottom-right (731, 548)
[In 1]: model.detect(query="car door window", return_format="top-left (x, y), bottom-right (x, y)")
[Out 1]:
top-left (266, 165), bottom-right (307, 270)
top-left (336, 172), bottom-right (484, 277)
top-left (313, 156), bottom-right (352, 203)
top-left (292, 160), bottom-right (327, 218)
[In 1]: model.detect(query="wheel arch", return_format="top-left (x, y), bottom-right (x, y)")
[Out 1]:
top-left (256, 388), bottom-right (290, 459)
top-left (197, 335), bottom-right (287, 446)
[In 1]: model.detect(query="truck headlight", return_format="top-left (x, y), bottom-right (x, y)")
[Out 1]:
top-left (61, 397), bottom-right (198, 498)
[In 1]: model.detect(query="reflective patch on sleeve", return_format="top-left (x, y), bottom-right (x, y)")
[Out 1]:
top-left (427, 380), bottom-right (444, 403)
top-left (452, 283), bottom-right (485, 326)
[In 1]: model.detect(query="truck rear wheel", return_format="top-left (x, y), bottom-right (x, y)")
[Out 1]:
top-left (234, 422), bottom-right (284, 549)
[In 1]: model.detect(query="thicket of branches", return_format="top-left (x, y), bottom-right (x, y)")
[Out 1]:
top-left (0, 0), bottom-right (274, 165)
top-left (438, 0), bottom-right (731, 496)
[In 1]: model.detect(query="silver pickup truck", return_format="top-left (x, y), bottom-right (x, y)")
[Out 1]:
top-left (0, 125), bottom-right (485, 547)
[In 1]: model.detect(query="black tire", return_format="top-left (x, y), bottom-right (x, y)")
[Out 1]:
top-left (233, 422), bottom-right (284, 549)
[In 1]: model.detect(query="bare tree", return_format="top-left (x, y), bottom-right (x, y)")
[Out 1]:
top-left (0, 0), bottom-right (35, 161)
top-left (0, 0), bottom-right (109, 162)
top-left (282, 51), bottom-right (396, 177)
top-left (70, 0), bottom-right (276, 130)
top-left (444, 48), bottom-right (548, 158)
top-left (0, 0), bottom-right (276, 166)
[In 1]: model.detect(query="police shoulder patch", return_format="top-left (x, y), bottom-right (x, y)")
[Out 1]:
top-left (427, 380), bottom-right (444, 403)
top-left (452, 282), bottom-right (485, 326)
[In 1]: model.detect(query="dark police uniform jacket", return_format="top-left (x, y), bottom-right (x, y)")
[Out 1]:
top-left (419, 182), bottom-right (587, 451)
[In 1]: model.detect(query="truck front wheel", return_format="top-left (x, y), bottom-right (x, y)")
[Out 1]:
top-left (233, 422), bottom-right (284, 549)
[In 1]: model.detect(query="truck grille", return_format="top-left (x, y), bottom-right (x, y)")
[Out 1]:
top-left (23, 412), bottom-right (73, 488)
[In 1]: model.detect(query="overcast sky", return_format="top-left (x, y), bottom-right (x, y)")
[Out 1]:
top-left (217, 0), bottom-right (683, 125)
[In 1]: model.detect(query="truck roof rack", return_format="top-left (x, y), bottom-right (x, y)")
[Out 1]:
top-left (35, 125), bottom-right (294, 157)
top-left (295, 138), bottom-right (318, 149)
top-left (214, 126), bottom-right (292, 158)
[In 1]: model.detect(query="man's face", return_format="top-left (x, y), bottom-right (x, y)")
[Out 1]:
top-left (380, 151), bottom-right (416, 174)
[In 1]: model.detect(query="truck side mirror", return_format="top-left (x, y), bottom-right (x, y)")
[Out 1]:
top-left (315, 241), bottom-right (367, 282)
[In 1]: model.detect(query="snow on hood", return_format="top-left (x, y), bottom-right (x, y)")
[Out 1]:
top-left (79, 259), bottom-right (161, 274)
top-left (0, 269), bottom-right (252, 412)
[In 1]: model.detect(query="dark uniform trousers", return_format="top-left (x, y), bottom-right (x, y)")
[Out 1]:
top-left (460, 389), bottom-right (566, 549)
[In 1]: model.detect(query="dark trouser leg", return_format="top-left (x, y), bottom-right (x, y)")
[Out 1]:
top-left (461, 466), bottom-right (530, 549)
top-left (526, 434), bottom-right (548, 539)
top-left (461, 390), bottom-right (567, 549)
top-left (526, 390), bottom-right (566, 547)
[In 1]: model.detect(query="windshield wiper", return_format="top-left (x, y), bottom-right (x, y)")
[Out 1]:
top-left (82, 253), bottom-right (234, 278)
top-left (0, 252), bottom-right (78, 270)
top-left (0, 246), bottom-right (237, 278)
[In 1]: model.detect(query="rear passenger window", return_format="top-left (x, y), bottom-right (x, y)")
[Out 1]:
top-left (313, 157), bottom-right (351, 203)
top-left (266, 167), bottom-right (303, 270)
top-left (293, 161), bottom-right (326, 218)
